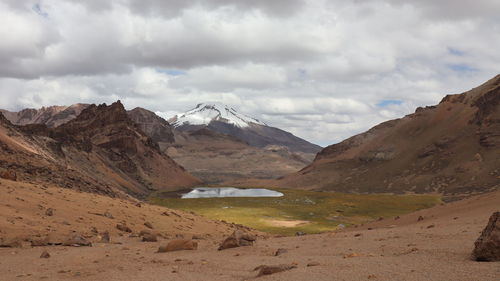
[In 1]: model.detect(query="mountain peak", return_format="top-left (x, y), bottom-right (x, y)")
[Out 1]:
top-left (170, 102), bottom-right (266, 128)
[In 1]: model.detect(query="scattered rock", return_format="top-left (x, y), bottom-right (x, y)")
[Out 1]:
top-left (344, 253), bottom-right (360, 258)
top-left (90, 227), bottom-right (98, 234)
top-left (354, 233), bottom-right (362, 237)
top-left (0, 169), bottom-right (17, 181)
top-left (62, 234), bottom-right (92, 247)
top-left (394, 216), bottom-right (400, 220)
top-left (99, 231), bottom-right (110, 243)
top-left (218, 230), bottom-right (256, 250)
top-left (0, 237), bottom-right (31, 248)
top-left (45, 208), bottom-right (54, 216)
top-left (192, 234), bottom-right (204, 240)
top-left (40, 251), bottom-right (50, 258)
top-left (158, 239), bottom-right (198, 252)
top-left (116, 224), bottom-right (132, 233)
top-left (472, 212), bottom-right (500, 261)
top-left (144, 222), bottom-right (153, 229)
top-left (426, 224), bottom-right (435, 229)
top-left (135, 203), bottom-right (142, 208)
top-left (142, 233), bottom-right (157, 242)
top-left (254, 264), bottom-right (297, 277)
top-left (307, 262), bottom-right (320, 267)
top-left (417, 216), bottom-right (424, 222)
top-left (368, 274), bottom-right (377, 279)
top-left (295, 232), bottom-right (306, 236)
top-left (274, 248), bottom-right (288, 256)
top-left (103, 211), bottom-right (114, 219)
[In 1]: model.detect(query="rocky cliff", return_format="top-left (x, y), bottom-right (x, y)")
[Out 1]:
top-left (0, 101), bottom-right (200, 198)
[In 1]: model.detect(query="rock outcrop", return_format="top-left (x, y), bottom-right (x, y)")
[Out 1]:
top-left (218, 230), bottom-right (256, 250)
top-left (0, 101), bottom-right (200, 198)
top-left (472, 212), bottom-right (500, 261)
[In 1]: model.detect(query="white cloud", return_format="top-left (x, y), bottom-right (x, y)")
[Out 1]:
top-left (0, 0), bottom-right (499, 146)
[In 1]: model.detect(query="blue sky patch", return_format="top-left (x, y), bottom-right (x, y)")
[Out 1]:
top-left (33, 3), bottom-right (48, 18)
top-left (377, 99), bottom-right (403, 107)
top-left (447, 47), bottom-right (465, 56)
top-left (447, 63), bottom-right (478, 72)
top-left (157, 69), bottom-right (187, 76)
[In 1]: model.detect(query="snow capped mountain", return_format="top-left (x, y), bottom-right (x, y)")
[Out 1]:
top-left (169, 103), bottom-right (266, 128)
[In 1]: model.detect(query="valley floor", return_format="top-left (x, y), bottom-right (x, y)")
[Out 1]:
top-left (0, 179), bottom-right (498, 281)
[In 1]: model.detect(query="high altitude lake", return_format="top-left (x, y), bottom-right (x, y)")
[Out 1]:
top-left (181, 187), bottom-right (284, 198)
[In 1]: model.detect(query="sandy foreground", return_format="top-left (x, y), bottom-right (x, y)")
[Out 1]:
top-left (0, 179), bottom-right (499, 281)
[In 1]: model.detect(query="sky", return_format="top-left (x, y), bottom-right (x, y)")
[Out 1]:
top-left (0, 0), bottom-right (499, 146)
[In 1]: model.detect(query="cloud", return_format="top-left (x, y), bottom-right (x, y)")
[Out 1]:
top-left (0, 0), bottom-right (499, 146)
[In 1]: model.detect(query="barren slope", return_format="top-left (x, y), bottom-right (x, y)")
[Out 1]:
top-left (275, 75), bottom-right (500, 198)
top-left (0, 179), bottom-right (498, 281)
top-left (167, 128), bottom-right (312, 184)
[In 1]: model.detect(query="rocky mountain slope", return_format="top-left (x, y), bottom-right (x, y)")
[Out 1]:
top-left (1, 104), bottom-right (89, 128)
top-left (169, 103), bottom-right (322, 154)
top-left (167, 128), bottom-right (311, 184)
top-left (2, 104), bottom-right (318, 183)
top-left (127, 107), bottom-right (175, 145)
top-left (0, 101), bottom-right (200, 198)
top-left (274, 75), bottom-right (500, 198)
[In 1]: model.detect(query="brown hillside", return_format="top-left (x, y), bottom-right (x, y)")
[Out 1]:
top-left (0, 101), bottom-right (200, 198)
top-left (275, 75), bottom-right (500, 198)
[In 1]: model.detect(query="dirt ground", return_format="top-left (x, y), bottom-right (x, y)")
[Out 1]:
top-left (0, 179), bottom-right (498, 281)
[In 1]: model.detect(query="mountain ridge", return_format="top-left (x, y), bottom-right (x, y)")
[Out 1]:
top-left (272, 74), bottom-right (500, 199)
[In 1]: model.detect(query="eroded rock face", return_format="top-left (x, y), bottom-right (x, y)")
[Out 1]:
top-left (472, 212), bottom-right (500, 261)
top-left (0, 169), bottom-right (17, 181)
top-left (218, 230), bottom-right (256, 250)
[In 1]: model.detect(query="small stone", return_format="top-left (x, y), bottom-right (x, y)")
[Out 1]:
top-left (62, 233), bottom-right (92, 247)
top-left (307, 262), bottom-right (320, 267)
top-left (104, 211), bottom-right (114, 219)
top-left (426, 224), bottom-right (435, 229)
top-left (142, 233), bottom-right (157, 242)
top-left (45, 208), bottom-right (54, 216)
top-left (254, 264), bottom-right (297, 277)
top-left (116, 224), bottom-right (132, 233)
top-left (40, 251), bottom-right (50, 258)
top-left (417, 216), bottom-right (424, 222)
top-left (274, 248), bottom-right (288, 256)
top-left (99, 231), bottom-right (110, 243)
top-left (354, 233), bottom-right (362, 237)
top-left (295, 232), bottom-right (306, 236)
top-left (144, 222), bottom-right (153, 229)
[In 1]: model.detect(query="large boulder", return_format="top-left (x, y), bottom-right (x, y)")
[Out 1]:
top-left (218, 230), bottom-right (256, 251)
top-left (472, 212), bottom-right (500, 261)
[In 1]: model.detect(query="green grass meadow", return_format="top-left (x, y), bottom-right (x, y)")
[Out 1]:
top-left (149, 188), bottom-right (441, 235)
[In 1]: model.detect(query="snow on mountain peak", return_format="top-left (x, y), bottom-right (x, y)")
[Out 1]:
top-left (170, 103), bottom-right (266, 128)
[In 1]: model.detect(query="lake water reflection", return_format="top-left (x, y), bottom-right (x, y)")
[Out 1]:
top-left (181, 187), bottom-right (284, 198)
